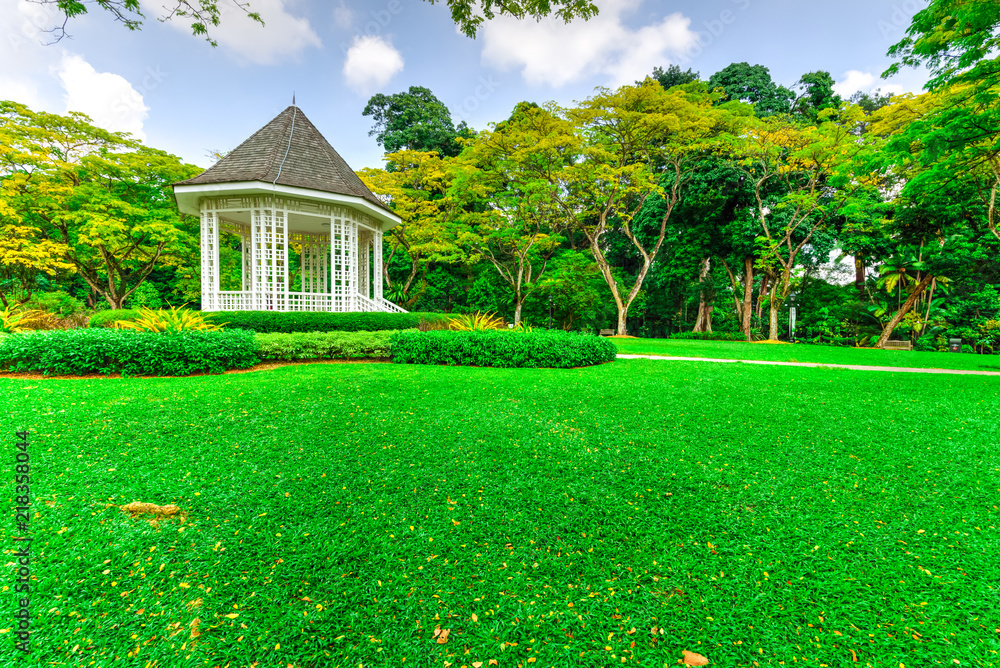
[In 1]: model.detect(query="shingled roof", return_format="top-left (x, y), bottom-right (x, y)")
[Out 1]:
top-left (175, 105), bottom-right (391, 215)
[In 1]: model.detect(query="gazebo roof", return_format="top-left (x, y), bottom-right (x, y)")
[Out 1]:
top-left (174, 105), bottom-right (392, 216)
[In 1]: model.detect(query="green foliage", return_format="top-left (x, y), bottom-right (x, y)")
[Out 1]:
top-left (23, 290), bottom-right (86, 315)
top-left (255, 331), bottom-right (398, 361)
top-left (31, 0), bottom-right (263, 46)
top-left (650, 64), bottom-right (700, 89)
top-left (0, 101), bottom-right (202, 310)
top-left (432, 0), bottom-right (598, 37)
top-left (0, 328), bottom-right (258, 376)
top-left (707, 62), bottom-right (794, 116)
top-left (391, 329), bottom-right (616, 368)
top-left (89, 309), bottom-right (142, 328)
top-left (362, 87), bottom-right (472, 157)
top-left (114, 306), bottom-right (222, 333)
top-left (125, 282), bottom-right (165, 309)
top-left (220, 311), bottom-right (446, 333)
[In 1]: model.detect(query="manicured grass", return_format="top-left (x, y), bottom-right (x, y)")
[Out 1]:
top-left (615, 338), bottom-right (1000, 372)
top-left (1, 361), bottom-right (998, 667)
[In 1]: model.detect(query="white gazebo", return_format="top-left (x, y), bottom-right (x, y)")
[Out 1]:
top-left (173, 104), bottom-right (404, 313)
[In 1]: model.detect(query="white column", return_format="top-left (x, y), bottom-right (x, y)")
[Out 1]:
top-left (200, 202), bottom-right (219, 311)
top-left (251, 202), bottom-right (265, 310)
top-left (373, 228), bottom-right (384, 302)
top-left (357, 230), bottom-right (370, 302)
top-left (275, 202), bottom-right (288, 311)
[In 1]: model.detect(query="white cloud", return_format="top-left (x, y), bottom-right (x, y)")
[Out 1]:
top-left (140, 0), bottom-right (320, 64)
top-left (58, 54), bottom-right (149, 140)
top-left (835, 69), bottom-right (905, 98)
top-left (480, 0), bottom-right (698, 87)
top-left (342, 35), bottom-right (404, 95)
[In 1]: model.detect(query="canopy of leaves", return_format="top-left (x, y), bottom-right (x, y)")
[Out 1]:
top-left (0, 101), bottom-right (200, 309)
top-left (36, 0), bottom-right (262, 45)
top-left (363, 87), bottom-right (472, 158)
top-left (708, 62), bottom-right (794, 117)
top-left (429, 0), bottom-right (598, 38)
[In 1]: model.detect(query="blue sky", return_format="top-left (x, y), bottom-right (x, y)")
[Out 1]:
top-left (0, 0), bottom-right (929, 172)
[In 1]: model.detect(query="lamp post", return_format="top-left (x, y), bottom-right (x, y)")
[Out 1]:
top-left (788, 296), bottom-right (797, 342)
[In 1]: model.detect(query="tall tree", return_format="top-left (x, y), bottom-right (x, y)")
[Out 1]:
top-left (358, 150), bottom-right (462, 306)
top-left (450, 103), bottom-right (577, 325)
top-left (650, 65), bottom-right (700, 90)
top-left (734, 105), bottom-right (878, 340)
top-left (363, 87), bottom-right (472, 158)
top-left (564, 80), bottom-right (744, 335)
top-left (792, 71), bottom-right (842, 120)
top-left (708, 62), bottom-right (795, 117)
top-left (0, 102), bottom-right (199, 309)
top-left (884, 0), bottom-right (1000, 240)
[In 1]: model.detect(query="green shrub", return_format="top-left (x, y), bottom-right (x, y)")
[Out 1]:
top-left (0, 329), bottom-right (259, 376)
top-left (256, 331), bottom-right (398, 361)
top-left (220, 311), bottom-right (448, 333)
top-left (391, 330), bottom-right (617, 368)
top-left (24, 290), bottom-right (86, 315)
top-left (89, 309), bottom-right (142, 328)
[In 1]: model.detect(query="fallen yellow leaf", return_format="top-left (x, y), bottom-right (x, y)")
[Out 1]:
top-left (682, 649), bottom-right (709, 666)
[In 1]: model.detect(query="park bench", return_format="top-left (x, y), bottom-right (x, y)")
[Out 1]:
top-left (882, 340), bottom-right (913, 351)
top-left (599, 329), bottom-right (616, 337)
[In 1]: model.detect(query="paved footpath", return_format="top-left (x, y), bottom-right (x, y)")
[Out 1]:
top-left (616, 354), bottom-right (1000, 376)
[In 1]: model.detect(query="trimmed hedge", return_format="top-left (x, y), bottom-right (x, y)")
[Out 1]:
top-left (217, 311), bottom-right (447, 333)
top-left (0, 329), bottom-right (259, 376)
top-left (256, 331), bottom-right (398, 361)
top-left (391, 330), bottom-right (617, 368)
top-left (88, 309), bottom-right (143, 328)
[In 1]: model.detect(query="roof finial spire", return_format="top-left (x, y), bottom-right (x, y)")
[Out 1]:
top-left (292, 93), bottom-right (296, 107)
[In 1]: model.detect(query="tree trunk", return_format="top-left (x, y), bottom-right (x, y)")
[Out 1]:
top-left (616, 307), bottom-right (628, 336)
top-left (767, 280), bottom-right (780, 341)
top-left (757, 274), bottom-right (769, 319)
top-left (854, 254), bottom-right (866, 300)
top-left (742, 257), bottom-right (754, 339)
top-left (693, 257), bottom-right (713, 332)
top-left (513, 298), bottom-right (523, 326)
top-left (875, 274), bottom-right (935, 348)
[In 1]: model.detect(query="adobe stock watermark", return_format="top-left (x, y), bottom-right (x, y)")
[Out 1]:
top-left (6, 0), bottom-right (62, 51)
top-left (675, 0), bottom-right (752, 68)
top-left (339, 0), bottom-right (407, 55)
top-left (876, 1), bottom-right (920, 41)
top-left (452, 76), bottom-right (502, 124)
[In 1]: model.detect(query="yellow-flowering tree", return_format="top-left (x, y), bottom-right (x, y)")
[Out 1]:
top-left (0, 101), bottom-right (201, 309)
top-left (359, 150), bottom-right (464, 306)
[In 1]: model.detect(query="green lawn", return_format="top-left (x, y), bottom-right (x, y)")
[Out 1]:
top-left (2, 361), bottom-right (998, 667)
top-left (614, 338), bottom-right (1000, 372)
